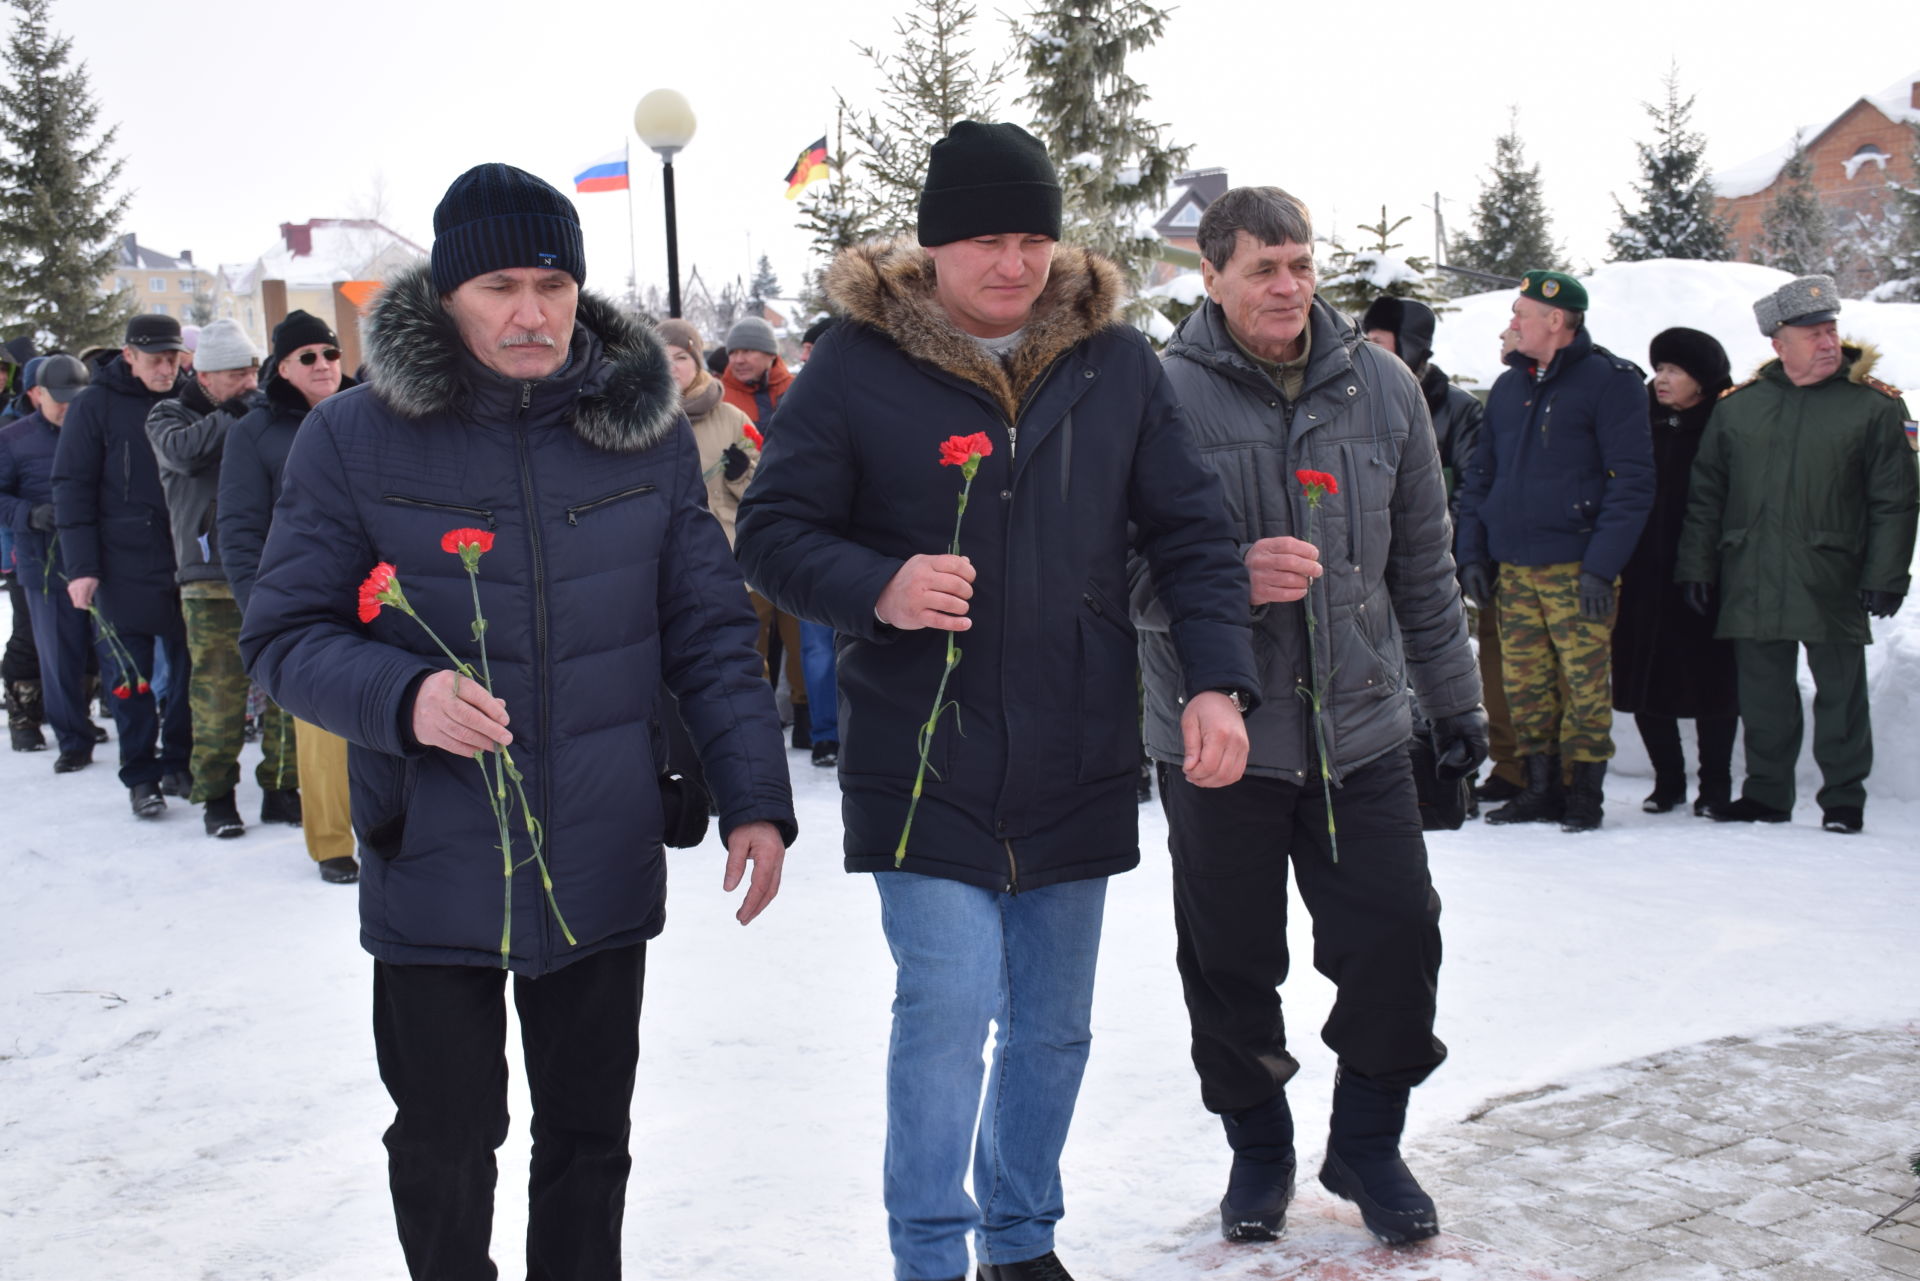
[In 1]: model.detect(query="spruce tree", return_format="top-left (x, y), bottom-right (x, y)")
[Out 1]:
top-left (1608, 67), bottom-right (1732, 262)
top-left (1450, 111), bottom-right (1564, 282)
top-left (0, 0), bottom-right (131, 352)
top-left (1012, 0), bottom-right (1189, 309)
top-left (1320, 208), bottom-right (1448, 318)
top-left (1757, 133), bottom-right (1834, 278)
top-left (747, 255), bottom-right (781, 314)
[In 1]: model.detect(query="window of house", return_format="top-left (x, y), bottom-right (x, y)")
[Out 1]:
top-left (1167, 201), bottom-right (1202, 229)
top-left (115, 276), bottom-right (131, 292)
top-left (152, 303), bottom-right (169, 315)
top-left (1844, 143), bottom-right (1891, 181)
top-left (178, 278), bottom-right (195, 292)
top-left (149, 276), bottom-right (166, 292)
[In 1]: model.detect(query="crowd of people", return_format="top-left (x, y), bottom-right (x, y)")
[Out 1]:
top-left (0, 117), bottom-right (1914, 1281)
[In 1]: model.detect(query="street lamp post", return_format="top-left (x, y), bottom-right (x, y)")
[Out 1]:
top-left (633, 89), bottom-right (697, 319)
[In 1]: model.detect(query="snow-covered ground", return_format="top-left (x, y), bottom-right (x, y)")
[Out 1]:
top-left (1429, 258), bottom-right (1920, 392)
top-left (5, 569), bottom-right (1920, 1280)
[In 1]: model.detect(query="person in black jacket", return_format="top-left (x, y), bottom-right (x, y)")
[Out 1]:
top-left (219, 310), bottom-right (361, 882)
top-left (737, 122), bottom-right (1256, 1281)
top-left (238, 164), bottom-right (795, 1279)
top-left (1613, 328), bottom-right (1739, 815)
top-left (1361, 295), bottom-right (1483, 516)
top-left (50, 314), bottom-right (195, 818)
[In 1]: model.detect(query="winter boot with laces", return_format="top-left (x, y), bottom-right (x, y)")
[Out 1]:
top-left (976, 1251), bottom-right (1075, 1281)
top-left (1483, 753), bottom-right (1563, 825)
top-left (1219, 1090), bottom-right (1295, 1241)
top-left (1317, 1068), bottom-right (1439, 1245)
top-left (1561, 760), bottom-right (1608, 832)
top-left (8, 678), bottom-right (46, 751)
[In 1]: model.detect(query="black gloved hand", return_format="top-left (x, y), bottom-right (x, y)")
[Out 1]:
top-left (1861, 589), bottom-right (1905, 619)
top-left (1459, 562), bottom-right (1495, 609)
top-left (1577, 571), bottom-right (1615, 621)
top-left (1682, 582), bottom-right (1713, 617)
top-left (219, 395), bottom-right (255, 418)
top-left (1430, 706), bottom-right (1490, 783)
top-left (28, 503), bottom-right (57, 532)
top-left (721, 444), bottom-right (749, 482)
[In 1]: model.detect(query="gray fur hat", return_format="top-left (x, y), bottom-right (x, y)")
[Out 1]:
top-left (1754, 275), bottom-right (1841, 337)
top-left (193, 318), bottom-right (260, 372)
top-left (725, 315), bottom-right (779, 356)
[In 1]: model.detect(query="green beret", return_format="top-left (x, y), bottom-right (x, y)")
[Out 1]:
top-left (1519, 270), bottom-right (1587, 313)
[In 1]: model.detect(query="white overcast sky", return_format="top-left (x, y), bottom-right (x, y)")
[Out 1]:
top-left (50, 0), bottom-right (1920, 309)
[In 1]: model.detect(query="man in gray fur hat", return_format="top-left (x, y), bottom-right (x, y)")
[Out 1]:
top-left (1676, 274), bottom-right (1918, 834)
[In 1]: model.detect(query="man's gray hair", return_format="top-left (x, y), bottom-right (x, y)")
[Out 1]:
top-left (1197, 187), bottom-right (1314, 272)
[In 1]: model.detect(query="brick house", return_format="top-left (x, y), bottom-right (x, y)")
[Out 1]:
top-left (1712, 70), bottom-right (1919, 289)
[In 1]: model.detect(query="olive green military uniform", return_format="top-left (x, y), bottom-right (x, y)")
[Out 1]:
top-left (182, 582), bottom-right (295, 802)
top-left (1675, 348), bottom-right (1918, 813)
top-left (1496, 564), bottom-right (1618, 764)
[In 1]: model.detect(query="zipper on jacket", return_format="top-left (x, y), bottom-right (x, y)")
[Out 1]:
top-left (565, 484), bottom-right (657, 525)
top-left (381, 494), bottom-right (498, 527)
top-left (1004, 840), bottom-right (1020, 895)
top-left (513, 422), bottom-right (554, 966)
top-left (519, 382), bottom-right (533, 415)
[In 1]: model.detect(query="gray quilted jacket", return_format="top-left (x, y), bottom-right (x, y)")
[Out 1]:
top-left (1133, 297), bottom-right (1480, 783)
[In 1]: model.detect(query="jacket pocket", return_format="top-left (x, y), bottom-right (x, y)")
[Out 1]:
top-left (352, 749), bottom-right (418, 862)
top-left (382, 494), bottom-right (497, 527)
top-left (1076, 587), bottom-right (1140, 784)
top-left (567, 484), bottom-right (657, 525)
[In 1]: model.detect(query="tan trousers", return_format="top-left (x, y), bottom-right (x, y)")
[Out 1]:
top-left (1475, 601), bottom-right (1522, 785)
top-left (293, 717), bottom-right (354, 863)
top-left (749, 590), bottom-right (806, 708)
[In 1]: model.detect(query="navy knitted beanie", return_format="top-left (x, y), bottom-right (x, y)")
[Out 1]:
top-left (917, 122), bottom-right (1062, 247)
top-left (430, 163), bottom-right (585, 294)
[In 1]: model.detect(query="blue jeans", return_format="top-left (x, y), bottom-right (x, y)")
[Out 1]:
top-left (799, 621), bottom-right (838, 744)
top-left (874, 871), bottom-right (1107, 1280)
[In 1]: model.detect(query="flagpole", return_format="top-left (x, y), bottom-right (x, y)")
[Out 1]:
top-left (625, 138), bottom-right (637, 308)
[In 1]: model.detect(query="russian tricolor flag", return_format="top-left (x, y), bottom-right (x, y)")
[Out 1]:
top-left (574, 149), bottom-right (629, 194)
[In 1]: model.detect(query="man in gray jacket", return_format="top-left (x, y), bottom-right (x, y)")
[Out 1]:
top-left (146, 318), bottom-right (296, 837)
top-left (1135, 186), bottom-right (1486, 1248)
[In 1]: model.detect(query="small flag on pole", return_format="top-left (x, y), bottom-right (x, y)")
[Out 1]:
top-left (784, 136), bottom-right (830, 200)
top-left (574, 149), bottom-right (630, 194)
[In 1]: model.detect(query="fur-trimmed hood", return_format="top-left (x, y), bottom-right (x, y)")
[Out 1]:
top-left (361, 262), bottom-right (679, 453)
top-left (824, 236), bottom-right (1123, 421)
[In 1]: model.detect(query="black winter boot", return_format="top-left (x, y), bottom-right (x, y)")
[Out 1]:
top-left (1219, 1091), bottom-right (1296, 1242)
top-left (1561, 760), bottom-right (1608, 832)
top-left (789, 702), bottom-right (810, 751)
top-left (203, 791), bottom-right (245, 839)
top-left (1693, 716), bottom-right (1737, 817)
top-left (1318, 1068), bottom-right (1438, 1245)
top-left (977, 1252), bottom-right (1075, 1281)
top-left (1483, 754), bottom-right (1563, 825)
top-left (261, 788), bottom-right (302, 826)
top-left (1636, 714), bottom-right (1684, 812)
top-left (7, 678), bottom-right (46, 751)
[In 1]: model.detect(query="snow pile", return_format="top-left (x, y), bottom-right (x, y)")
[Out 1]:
top-left (1709, 68), bottom-right (1920, 198)
top-left (1429, 257), bottom-right (1920, 390)
top-left (1147, 269), bottom-right (1208, 305)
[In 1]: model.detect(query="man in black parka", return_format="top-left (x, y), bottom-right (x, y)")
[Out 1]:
top-left (239, 164), bottom-right (795, 1280)
top-left (736, 122), bottom-right (1256, 1281)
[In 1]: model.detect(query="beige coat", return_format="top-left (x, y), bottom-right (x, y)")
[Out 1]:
top-left (681, 373), bottom-right (756, 546)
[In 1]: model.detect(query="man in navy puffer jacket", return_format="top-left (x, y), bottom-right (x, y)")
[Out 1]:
top-left (239, 164), bottom-right (796, 1280)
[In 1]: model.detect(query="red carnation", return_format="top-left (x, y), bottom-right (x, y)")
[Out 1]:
top-left (1296, 469), bottom-right (1339, 496)
top-left (939, 432), bottom-right (994, 469)
top-left (112, 683), bottom-right (131, 700)
top-left (136, 680), bottom-right (150, 694)
top-left (742, 423), bottom-right (764, 450)
top-left (441, 528), bottom-right (495, 556)
top-left (358, 562), bottom-right (400, 624)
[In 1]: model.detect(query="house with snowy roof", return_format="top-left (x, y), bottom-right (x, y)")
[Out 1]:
top-left (214, 218), bottom-right (427, 349)
top-left (1712, 70), bottom-right (1918, 287)
top-left (100, 234), bottom-right (217, 325)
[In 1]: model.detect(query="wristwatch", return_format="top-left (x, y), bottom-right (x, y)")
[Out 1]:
top-left (1212, 687), bottom-right (1250, 714)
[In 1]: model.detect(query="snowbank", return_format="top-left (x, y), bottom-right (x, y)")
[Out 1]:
top-left (1429, 257), bottom-right (1920, 391)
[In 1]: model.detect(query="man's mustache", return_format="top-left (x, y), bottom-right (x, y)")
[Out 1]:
top-left (500, 331), bottom-right (557, 349)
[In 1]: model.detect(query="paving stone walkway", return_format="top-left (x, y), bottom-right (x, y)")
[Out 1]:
top-left (1420, 1023), bottom-right (1920, 1279)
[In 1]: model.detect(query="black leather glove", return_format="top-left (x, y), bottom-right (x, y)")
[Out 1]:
top-left (28, 503), bottom-right (57, 532)
top-left (1459, 562), bottom-right (1495, 609)
top-left (721, 444), bottom-right (749, 482)
top-left (1861, 589), bottom-right (1905, 619)
top-left (1577, 571), bottom-right (1615, 621)
top-left (219, 395), bottom-right (254, 418)
top-left (1681, 582), bottom-right (1713, 616)
top-left (1430, 707), bottom-right (1490, 783)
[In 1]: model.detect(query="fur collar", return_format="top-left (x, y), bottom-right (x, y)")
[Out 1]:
top-left (361, 262), bottom-right (678, 453)
top-left (825, 237), bottom-right (1123, 421)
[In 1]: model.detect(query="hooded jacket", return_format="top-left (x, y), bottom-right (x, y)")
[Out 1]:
top-left (735, 238), bottom-right (1256, 892)
top-left (238, 263), bottom-right (796, 976)
top-left (146, 377), bottom-right (267, 587)
top-left (217, 364), bottom-right (358, 617)
top-left (1456, 327), bottom-right (1656, 581)
top-left (1675, 345), bottom-right (1918, 646)
top-left (1138, 297), bottom-right (1481, 782)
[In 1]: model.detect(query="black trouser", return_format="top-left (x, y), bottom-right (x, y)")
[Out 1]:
top-left (1160, 747), bottom-right (1446, 1115)
top-left (373, 942), bottom-right (647, 1281)
top-left (1635, 713), bottom-right (1737, 792)
top-left (98, 617), bottom-right (192, 787)
top-left (2, 572), bottom-right (39, 684)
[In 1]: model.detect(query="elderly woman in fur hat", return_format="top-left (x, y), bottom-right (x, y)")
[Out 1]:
top-left (1612, 326), bottom-right (1739, 815)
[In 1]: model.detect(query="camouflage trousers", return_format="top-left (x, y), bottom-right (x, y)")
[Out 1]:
top-left (183, 591), bottom-right (296, 803)
top-left (1496, 563), bottom-right (1618, 764)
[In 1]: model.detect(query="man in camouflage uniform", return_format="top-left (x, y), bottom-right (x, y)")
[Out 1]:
top-left (1675, 276), bottom-right (1918, 835)
top-left (1456, 271), bottom-right (1655, 832)
top-left (146, 320), bottom-right (298, 837)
